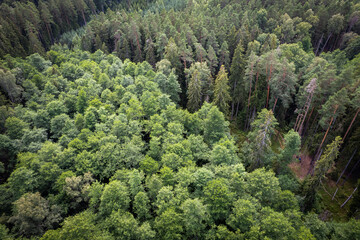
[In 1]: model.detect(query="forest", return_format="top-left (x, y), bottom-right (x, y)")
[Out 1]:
top-left (0, 0), bottom-right (360, 239)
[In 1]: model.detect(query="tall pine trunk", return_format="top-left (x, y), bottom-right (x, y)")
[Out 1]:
top-left (272, 97), bottom-right (278, 112)
top-left (320, 33), bottom-right (332, 54)
top-left (315, 34), bottom-right (324, 56)
top-left (332, 149), bottom-right (357, 199)
top-left (343, 108), bottom-right (360, 141)
top-left (317, 105), bottom-right (339, 155)
top-left (341, 187), bottom-right (358, 208)
top-left (81, 10), bottom-right (87, 25)
top-left (231, 80), bottom-right (237, 120)
top-left (341, 158), bottom-right (360, 186)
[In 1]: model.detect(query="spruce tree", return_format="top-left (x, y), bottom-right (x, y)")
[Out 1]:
top-left (219, 41), bottom-right (230, 69)
top-left (213, 65), bottom-right (231, 115)
top-left (165, 38), bottom-right (181, 74)
top-left (303, 136), bottom-right (342, 211)
top-left (269, 57), bottom-right (297, 112)
top-left (187, 70), bottom-right (202, 113)
top-left (229, 42), bottom-right (246, 119)
top-left (206, 46), bottom-right (218, 75)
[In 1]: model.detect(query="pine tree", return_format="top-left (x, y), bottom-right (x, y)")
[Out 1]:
top-left (248, 109), bottom-right (278, 168)
top-left (229, 42), bottom-right (246, 119)
top-left (74, 0), bottom-right (88, 25)
top-left (213, 65), bottom-right (231, 116)
top-left (156, 33), bottom-right (168, 60)
top-left (303, 136), bottom-right (342, 211)
top-left (207, 30), bottom-right (219, 54)
top-left (269, 57), bottom-right (297, 112)
top-left (185, 62), bottom-right (212, 104)
top-left (316, 136), bottom-right (342, 178)
top-left (39, 0), bottom-right (54, 44)
top-left (244, 52), bottom-right (258, 109)
top-left (145, 38), bottom-right (156, 67)
top-left (178, 40), bottom-right (193, 70)
top-left (320, 14), bottom-right (344, 54)
top-left (206, 46), bottom-right (218, 75)
top-left (130, 21), bottom-right (142, 62)
top-left (343, 86), bottom-right (360, 141)
top-left (294, 78), bottom-right (317, 135)
top-left (120, 36), bottom-right (131, 60)
top-left (260, 50), bottom-right (279, 108)
top-left (26, 22), bottom-right (45, 55)
top-left (219, 41), bottom-right (230, 69)
top-left (164, 38), bottom-right (181, 73)
top-left (317, 88), bottom-right (349, 155)
top-left (194, 43), bottom-right (207, 63)
top-left (187, 70), bottom-right (202, 113)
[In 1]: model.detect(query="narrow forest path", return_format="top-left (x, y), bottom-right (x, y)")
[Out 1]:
top-left (289, 152), bottom-right (313, 180)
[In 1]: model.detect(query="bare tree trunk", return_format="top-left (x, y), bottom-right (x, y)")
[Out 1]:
top-left (296, 82), bottom-right (315, 134)
top-left (254, 71), bottom-right (259, 93)
top-left (81, 10), bottom-right (87, 25)
top-left (315, 34), bottom-right (324, 56)
top-left (320, 33), bottom-right (332, 54)
top-left (303, 107), bottom-right (315, 136)
top-left (235, 100), bottom-right (240, 118)
top-left (337, 149), bottom-right (357, 185)
top-left (272, 97), bottom-right (278, 112)
top-left (294, 113), bottom-right (301, 131)
top-left (247, 106), bottom-right (256, 130)
top-left (266, 63), bottom-right (273, 109)
top-left (341, 186), bottom-right (358, 208)
top-left (343, 108), bottom-right (360, 142)
top-left (332, 188), bottom-right (338, 200)
top-left (341, 158), bottom-right (360, 186)
top-left (333, 149), bottom-right (358, 199)
top-left (332, 34), bottom-right (340, 51)
top-left (231, 80), bottom-right (237, 120)
top-left (45, 23), bottom-right (53, 44)
top-left (231, 101), bottom-right (235, 120)
top-left (317, 105), bottom-right (339, 155)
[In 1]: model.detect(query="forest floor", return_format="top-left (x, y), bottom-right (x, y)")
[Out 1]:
top-left (317, 178), bottom-right (355, 221)
top-left (288, 152), bottom-right (312, 180)
top-left (230, 124), bottom-right (355, 221)
top-left (288, 149), bottom-right (355, 221)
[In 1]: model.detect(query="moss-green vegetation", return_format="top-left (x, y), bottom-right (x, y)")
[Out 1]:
top-left (1, 0), bottom-right (360, 239)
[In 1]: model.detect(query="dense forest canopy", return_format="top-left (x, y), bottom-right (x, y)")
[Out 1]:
top-left (1, 0), bottom-right (360, 239)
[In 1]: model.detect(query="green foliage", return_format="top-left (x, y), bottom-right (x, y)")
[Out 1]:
top-left (40, 211), bottom-right (113, 240)
top-left (99, 180), bottom-right (130, 217)
top-left (213, 65), bottom-right (231, 115)
top-left (9, 192), bottom-right (62, 237)
top-left (0, 17), bottom-right (359, 237)
top-left (245, 168), bottom-right (281, 206)
top-left (155, 208), bottom-right (183, 240)
top-left (276, 130), bottom-right (301, 173)
top-left (226, 198), bottom-right (259, 233)
top-left (134, 191), bottom-right (151, 221)
top-left (106, 211), bottom-right (139, 239)
top-left (242, 109), bottom-right (278, 169)
top-left (203, 104), bottom-right (229, 146)
top-left (210, 138), bottom-right (240, 166)
top-left (259, 207), bottom-right (296, 239)
top-left (204, 178), bottom-right (234, 222)
top-left (181, 198), bottom-right (210, 238)
top-left (5, 117), bottom-right (28, 139)
top-left (302, 136), bottom-right (342, 211)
